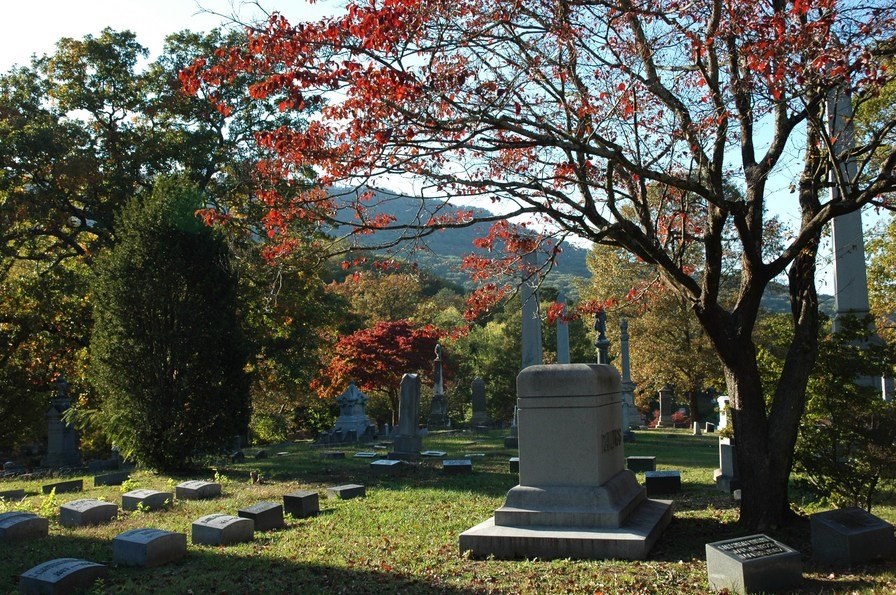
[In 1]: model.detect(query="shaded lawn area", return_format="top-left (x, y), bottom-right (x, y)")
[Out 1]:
top-left (1, 429), bottom-right (894, 593)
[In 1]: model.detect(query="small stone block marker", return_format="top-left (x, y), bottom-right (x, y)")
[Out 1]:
top-left (0, 488), bottom-right (25, 501)
top-left (321, 451), bottom-right (346, 459)
top-left (41, 479), bottom-right (82, 494)
top-left (706, 534), bottom-right (801, 594)
top-left (283, 491), bottom-right (319, 518)
top-left (18, 558), bottom-right (107, 595)
top-left (327, 484), bottom-right (365, 500)
top-left (644, 471), bottom-right (681, 497)
top-left (810, 507), bottom-right (896, 567)
top-left (191, 514), bottom-right (254, 546)
top-left (175, 480), bottom-right (221, 500)
top-left (370, 459), bottom-right (404, 476)
top-left (421, 451), bottom-right (447, 458)
top-left (443, 459), bottom-right (473, 474)
top-left (121, 489), bottom-right (172, 512)
top-left (509, 457), bottom-right (519, 473)
top-left (238, 502), bottom-right (285, 531)
top-left (112, 528), bottom-right (187, 567)
top-left (353, 452), bottom-right (377, 458)
top-left (59, 499), bottom-right (117, 528)
top-left (0, 511), bottom-right (49, 542)
top-left (93, 471), bottom-right (130, 487)
top-left (626, 456), bottom-right (656, 472)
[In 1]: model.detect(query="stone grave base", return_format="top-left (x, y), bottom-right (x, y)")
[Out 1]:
top-left (459, 498), bottom-right (671, 560)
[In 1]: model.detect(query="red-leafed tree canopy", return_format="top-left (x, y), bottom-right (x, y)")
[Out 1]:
top-left (313, 319), bottom-right (442, 423)
top-left (183, 1), bottom-right (896, 530)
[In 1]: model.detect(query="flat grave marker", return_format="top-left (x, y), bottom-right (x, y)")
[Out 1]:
top-left (238, 501), bottom-right (285, 531)
top-left (463, 453), bottom-right (486, 459)
top-left (626, 456), bottom-right (656, 472)
top-left (175, 480), bottom-right (221, 500)
top-left (192, 514), bottom-right (254, 546)
top-left (93, 471), bottom-right (130, 487)
top-left (370, 459), bottom-right (405, 476)
top-left (59, 499), bottom-right (118, 528)
top-left (41, 479), bottom-right (83, 494)
top-left (112, 528), bottom-right (187, 567)
top-left (353, 452), bottom-right (378, 458)
top-left (810, 507), bottom-right (896, 566)
top-left (443, 459), bottom-right (473, 474)
top-left (283, 490), bottom-right (319, 518)
top-left (327, 484), bottom-right (365, 500)
top-left (19, 558), bottom-right (107, 595)
top-left (706, 534), bottom-right (801, 593)
top-left (121, 489), bottom-right (172, 512)
top-left (0, 488), bottom-right (25, 501)
top-left (645, 470), bottom-right (681, 496)
top-left (421, 451), bottom-right (447, 458)
top-left (0, 511), bottom-right (49, 542)
top-left (321, 451), bottom-right (346, 459)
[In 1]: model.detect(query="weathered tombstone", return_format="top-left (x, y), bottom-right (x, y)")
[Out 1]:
top-left (555, 293), bottom-right (571, 364)
top-left (655, 386), bottom-right (675, 428)
top-left (692, 422), bottom-right (702, 436)
top-left (644, 471), bottom-right (681, 497)
top-left (626, 456), bottom-right (656, 472)
top-left (810, 507), bottom-right (896, 566)
top-left (93, 471), bottom-right (129, 487)
top-left (705, 534), bottom-right (801, 593)
top-left (328, 382), bottom-right (376, 443)
top-left (0, 511), bottom-right (49, 542)
top-left (460, 364), bottom-right (672, 560)
top-left (427, 344), bottom-right (450, 429)
top-left (42, 479), bottom-right (83, 494)
top-left (41, 376), bottom-right (82, 468)
top-left (327, 484), bottom-right (365, 500)
top-left (509, 457), bottom-right (519, 473)
top-left (238, 502), bottom-right (285, 531)
top-left (283, 490), bottom-right (319, 518)
top-left (618, 318), bottom-right (639, 430)
top-left (0, 488), bottom-right (25, 501)
top-left (443, 459), bottom-right (473, 474)
top-left (389, 374), bottom-right (422, 460)
top-left (59, 499), bottom-right (117, 528)
top-left (192, 513), bottom-right (254, 545)
top-left (112, 528), bottom-right (187, 567)
top-left (370, 459), bottom-right (405, 476)
top-left (714, 437), bottom-right (740, 493)
top-left (19, 558), bottom-right (107, 594)
top-left (122, 489), bottom-right (172, 512)
top-left (470, 377), bottom-right (490, 426)
top-left (175, 480), bottom-right (221, 500)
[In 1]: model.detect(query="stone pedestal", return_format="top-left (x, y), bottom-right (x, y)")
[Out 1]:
top-left (459, 364), bottom-right (671, 560)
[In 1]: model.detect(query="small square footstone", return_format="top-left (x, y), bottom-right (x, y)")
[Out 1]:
top-left (122, 489), bottom-right (172, 512)
top-left (238, 501), bottom-right (285, 531)
top-left (353, 452), bottom-right (377, 458)
top-left (626, 456), bottom-right (656, 472)
top-left (810, 507), bottom-right (896, 567)
top-left (321, 451), bottom-right (346, 459)
top-left (443, 459), bottom-right (473, 474)
top-left (59, 499), bottom-right (118, 528)
top-left (706, 534), bottom-right (801, 593)
top-left (175, 480), bottom-right (221, 500)
top-left (0, 488), bottom-right (25, 501)
top-left (19, 558), bottom-right (107, 595)
top-left (0, 511), bottom-right (49, 542)
top-left (645, 471), bottom-right (681, 496)
top-left (327, 484), bottom-right (365, 500)
top-left (421, 451), bottom-right (447, 458)
top-left (283, 490), bottom-right (319, 518)
top-left (509, 457), bottom-right (519, 473)
top-left (370, 459), bottom-right (405, 476)
top-left (41, 479), bottom-right (83, 494)
top-left (93, 471), bottom-right (130, 487)
top-left (112, 528), bottom-right (187, 567)
top-left (191, 514), bottom-right (254, 545)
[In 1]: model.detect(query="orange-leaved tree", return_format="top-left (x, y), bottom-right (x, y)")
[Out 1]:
top-left (183, 1), bottom-right (896, 529)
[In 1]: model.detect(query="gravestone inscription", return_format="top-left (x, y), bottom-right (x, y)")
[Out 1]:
top-left (706, 534), bottom-right (801, 593)
top-left (122, 489), bottom-right (172, 511)
top-left (175, 480), bottom-right (221, 500)
top-left (192, 514), bottom-right (254, 546)
top-left (59, 499), bottom-right (118, 528)
top-left (810, 507), bottom-right (896, 566)
top-left (19, 558), bottom-right (107, 595)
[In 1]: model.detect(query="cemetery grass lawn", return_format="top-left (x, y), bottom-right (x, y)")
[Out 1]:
top-left (1, 430), bottom-right (894, 594)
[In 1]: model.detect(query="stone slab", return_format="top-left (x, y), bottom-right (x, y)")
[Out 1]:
top-left (443, 459), bottom-right (473, 474)
top-left (353, 452), bottom-right (378, 458)
top-left (810, 507), bottom-right (896, 566)
top-left (41, 479), bottom-right (83, 494)
top-left (706, 534), bottom-right (801, 593)
top-left (370, 459), bottom-right (405, 476)
top-left (321, 451), bottom-right (346, 459)
top-left (0, 511), bottom-right (49, 542)
top-left (645, 471), bottom-right (681, 497)
top-left (18, 558), bottom-right (107, 594)
top-left (421, 451), bottom-right (447, 457)
top-left (93, 471), bottom-right (130, 487)
top-left (463, 453), bottom-right (485, 458)
top-left (626, 456), bottom-right (656, 473)
top-left (175, 481), bottom-right (221, 500)
top-left (459, 498), bottom-right (672, 560)
top-left (283, 490), bottom-right (319, 518)
top-left (238, 501), bottom-right (285, 531)
top-left (112, 528), bottom-right (187, 567)
top-left (509, 457), bottom-right (520, 473)
top-left (327, 484), bottom-right (365, 500)
top-left (0, 488), bottom-right (25, 501)
top-left (191, 514), bottom-right (254, 545)
top-left (59, 499), bottom-right (118, 528)
top-left (121, 489), bottom-right (172, 511)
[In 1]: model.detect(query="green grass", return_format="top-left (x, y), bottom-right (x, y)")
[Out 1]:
top-left (1, 429), bottom-right (894, 593)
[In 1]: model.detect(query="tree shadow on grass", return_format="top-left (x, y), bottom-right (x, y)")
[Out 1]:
top-left (1, 532), bottom-right (482, 594)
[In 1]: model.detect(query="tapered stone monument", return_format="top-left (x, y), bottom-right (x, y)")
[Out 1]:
top-left (389, 374), bottom-right (422, 460)
top-left (427, 344), bottom-right (449, 429)
top-left (655, 386), bottom-right (675, 428)
top-left (470, 377), bottom-right (490, 426)
top-left (460, 364), bottom-right (672, 560)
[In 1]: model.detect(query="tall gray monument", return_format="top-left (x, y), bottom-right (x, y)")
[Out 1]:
top-left (555, 293), bottom-right (570, 364)
top-left (470, 377), bottom-right (490, 426)
top-left (521, 251), bottom-right (543, 369)
top-left (42, 375), bottom-right (81, 468)
top-left (390, 374), bottom-right (422, 460)
top-left (427, 344), bottom-right (450, 429)
top-left (655, 386), bottom-right (675, 428)
top-left (619, 318), bottom-right (638, 429)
